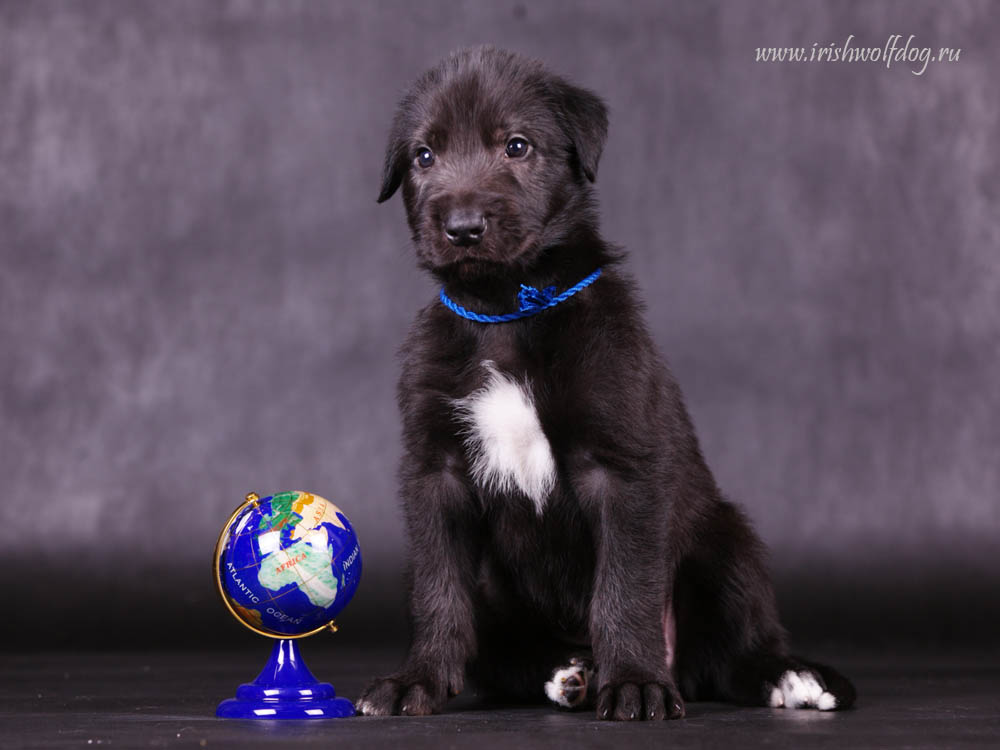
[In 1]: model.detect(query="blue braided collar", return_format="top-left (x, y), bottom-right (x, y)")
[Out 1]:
top-left (439, 268), bottom-right (602, 323)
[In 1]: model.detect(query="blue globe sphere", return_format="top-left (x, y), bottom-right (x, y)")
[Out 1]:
top-left (215, 491), bottom-right (362, 637)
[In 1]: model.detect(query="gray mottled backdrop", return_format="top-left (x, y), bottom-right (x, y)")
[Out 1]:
top-left (2, 0), bottom-right (997, 650)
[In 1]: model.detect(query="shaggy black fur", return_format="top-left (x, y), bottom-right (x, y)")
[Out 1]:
top-left (358, 45), bottom-right (856, 720)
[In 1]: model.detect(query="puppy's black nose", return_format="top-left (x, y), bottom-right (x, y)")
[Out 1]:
top-left (444, 209), bottom-right (486, 246)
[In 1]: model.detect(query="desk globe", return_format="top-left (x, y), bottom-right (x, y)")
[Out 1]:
top-left (214, 491), bottom-right (362, 719)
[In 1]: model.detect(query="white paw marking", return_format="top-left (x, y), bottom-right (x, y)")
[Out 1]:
top-left (357, 699), bottom-right (378, 716)
top-left (817, 691), bottom-right (838, 711)
top-left (544, 663), bottom-right (593, 708)
top-left (453, 361), bottom-right (555, 513)
top-left (769, 670), bottom-right (837, 711)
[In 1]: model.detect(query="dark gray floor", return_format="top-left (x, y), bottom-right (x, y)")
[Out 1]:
top-left (2, 646), bottom-right (998, 749)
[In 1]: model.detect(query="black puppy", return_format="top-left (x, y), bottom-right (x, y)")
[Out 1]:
top-left (359, 45), bottom-right (855, 720)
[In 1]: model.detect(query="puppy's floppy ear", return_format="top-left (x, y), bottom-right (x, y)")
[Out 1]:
top-left (376, 108), bottom-right (411, 203)
top-left (554, 80), bottom-right (609, 183)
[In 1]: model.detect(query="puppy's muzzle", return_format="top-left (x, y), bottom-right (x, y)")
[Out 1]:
top-left (444, 208), bottom-right (487, 247)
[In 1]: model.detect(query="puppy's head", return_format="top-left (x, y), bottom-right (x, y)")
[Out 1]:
top-left (377, 46), bottom-right (608, 277)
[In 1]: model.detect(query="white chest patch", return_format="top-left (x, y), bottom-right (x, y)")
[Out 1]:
top-left (453, 361), bottom-right (556, 514)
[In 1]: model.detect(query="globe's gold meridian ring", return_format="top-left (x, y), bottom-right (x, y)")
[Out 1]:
top-left (213, 492), bottom-right (339, 640)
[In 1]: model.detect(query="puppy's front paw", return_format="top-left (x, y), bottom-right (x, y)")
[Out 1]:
top-left (596, 679), bottom-right (685, 722)
top-left (357, 674), bottom-right (445, 716)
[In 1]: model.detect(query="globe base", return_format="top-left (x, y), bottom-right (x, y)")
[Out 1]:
top-left (216, 638), bottom-right (355, 720)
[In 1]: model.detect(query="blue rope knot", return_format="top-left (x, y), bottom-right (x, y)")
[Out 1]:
top-left (439, 267), bottom-right (603, 324)
top-left (517, 284), bottom-right (558, 314)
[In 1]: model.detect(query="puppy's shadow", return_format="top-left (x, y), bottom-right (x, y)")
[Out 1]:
top-left (447, 691), bottom-right (553, 715)
top-left (447, 691), bottom-right (732, 721)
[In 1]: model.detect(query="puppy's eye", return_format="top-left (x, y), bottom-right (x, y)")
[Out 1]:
top-left (505, 137), bottom-right (530, 159)
top-left (415, 147), bottom-right (435, 168)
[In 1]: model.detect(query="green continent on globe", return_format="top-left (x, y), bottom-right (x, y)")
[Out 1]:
top-left (257, 526), bottom-right (340, 608)
top-left (259, 491), bottom-right (304, 532)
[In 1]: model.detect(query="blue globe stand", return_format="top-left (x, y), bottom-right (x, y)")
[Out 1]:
top-left (216, 639), bottom-right (355, 719)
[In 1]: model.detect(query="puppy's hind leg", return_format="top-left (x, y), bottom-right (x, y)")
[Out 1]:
top-left (672, 500), bottom-right (856, 712)
top-left (728, 652), bottom-right (856, 711)
top-left (469, 614), bottom-right (594, 709)
top-left (799, 659), bottom-right (857, 710)
top-left (544, 654), bottom-right (596, 710)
